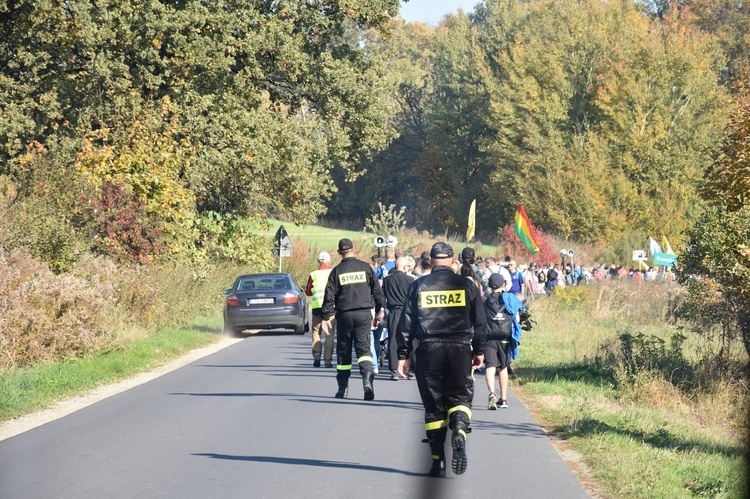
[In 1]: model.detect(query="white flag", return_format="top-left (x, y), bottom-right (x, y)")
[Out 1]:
top-left (649, 237), bottom-right (662, 256)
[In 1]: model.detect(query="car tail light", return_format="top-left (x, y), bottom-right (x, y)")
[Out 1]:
top-left (227, 293), bottom-right (239, 306)
top-left (284, 292), bottom-right (298, 304)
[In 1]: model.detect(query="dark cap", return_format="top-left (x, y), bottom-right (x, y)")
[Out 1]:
top-left (430, 241), bottom-right (454, 259)
top-left (338, 238), bottom-right (354, 252)
top-left (460, 247), bottom-right (475, 263)
top-left (488, 272), bottom-right (506, 289)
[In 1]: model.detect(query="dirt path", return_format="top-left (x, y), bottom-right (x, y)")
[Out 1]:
top-left (0, 336), bottom-right (243, 442)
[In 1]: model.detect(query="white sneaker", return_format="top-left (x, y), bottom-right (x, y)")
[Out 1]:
top-left (487, 393), bottom-right (497, 410)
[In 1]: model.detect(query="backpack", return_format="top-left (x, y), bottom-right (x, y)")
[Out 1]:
top-left (484, 293), bottom-right (513, 340)
top-left (547, 268), bottom-right (558, 281)
top-left (536, 270), bottom-right (547, 284)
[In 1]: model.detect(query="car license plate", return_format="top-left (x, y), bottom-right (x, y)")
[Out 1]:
top-left (248, 298), bottom-right (274, 305)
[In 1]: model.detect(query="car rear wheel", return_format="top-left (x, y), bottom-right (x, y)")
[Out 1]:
top-left (232, 327), bottom-right (246, 338)
top-left (294, 322), bottom-right (305, 335)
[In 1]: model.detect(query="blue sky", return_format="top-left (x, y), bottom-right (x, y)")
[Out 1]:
top-left (399, 0), bottom-right (483, 25)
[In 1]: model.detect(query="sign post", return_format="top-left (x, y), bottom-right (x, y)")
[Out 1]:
top-left (653, 251), bottom-right (677, 267)
top-left (632, 250), bottom-right (647, 270)
top-left (273, 225), bottom-right (293, 272)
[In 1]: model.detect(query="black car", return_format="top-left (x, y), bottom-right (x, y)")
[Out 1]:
top-left (223, 273), bottom-right (309, 336)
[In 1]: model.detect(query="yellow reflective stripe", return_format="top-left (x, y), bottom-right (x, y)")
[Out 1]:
top-left (431, 455), bottom-right (440, 460)
top-left (457, 429), bottom-right (467, 440)
top-left (357, 355), bottom-right (373, 364)
top-left (337, 364), bottom-right (352, 371)
top-left (425, 420), bottom-right (448, 431)
top-left (448, 405), bottom-right (472, 419)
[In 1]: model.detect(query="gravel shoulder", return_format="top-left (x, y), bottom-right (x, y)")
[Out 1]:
top-left (0, 336), bottom-right (243, 442)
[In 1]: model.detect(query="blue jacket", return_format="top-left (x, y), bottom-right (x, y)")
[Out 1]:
top-left (502, 292), bottom-right (525, 360)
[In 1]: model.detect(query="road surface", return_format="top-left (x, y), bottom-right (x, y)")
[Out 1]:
top-left (0, 333), bottom-right (590, 498)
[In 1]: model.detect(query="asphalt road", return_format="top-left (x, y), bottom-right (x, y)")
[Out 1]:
top-left (0, 333), bottom-right (590, 499)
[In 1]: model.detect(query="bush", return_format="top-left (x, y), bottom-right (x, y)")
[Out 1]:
top-left (188, 211), bottom-right (271, 268)
top-left (552, 284), bottom-right (593, 309)
top-left (0, 249), bottom-right (118, 370)
top-left (364, 202), bottom-right (406, 236)
top-left (82, 181), bottom-right (166, 265)
top-left (0, 167), bottom-right (88, 274)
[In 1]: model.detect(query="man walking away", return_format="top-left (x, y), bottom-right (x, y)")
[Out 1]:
top-left (322, 239), bottom-right (386, 400)
top-left (397, 242), bottom-right (487, 477)
top-left (382, 257), bottom-right (412, 380)
top-left (305, 252), bottom-right (335, 368)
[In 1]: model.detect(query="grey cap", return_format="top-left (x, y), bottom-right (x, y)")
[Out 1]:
top-left (488, 273), bottom-right (506, 289)
top-left (430, 242), bottom-right (454, 259)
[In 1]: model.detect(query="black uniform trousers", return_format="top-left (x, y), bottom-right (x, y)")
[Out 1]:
top-left (336, 309), bottom-right (375, 383)
top-left (415, 341), bottom-right (474, 458)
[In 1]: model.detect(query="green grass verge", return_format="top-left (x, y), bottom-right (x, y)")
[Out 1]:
top-left (0, 316), bottom-right (223, 423)
top-left (514, 300), bottom-right (746, 498)
top-left (261, 219), bottom-right (370, 250)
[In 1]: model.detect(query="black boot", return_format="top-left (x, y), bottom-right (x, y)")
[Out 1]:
top-left (429, 457), bottom-right (446, 477)
top-left (363, 372), bottom-right (375, 401)
top-left (426, 427), bottom-right (447, 477)
top-left (450, 421), bottom-right (469, 475)
top-left (334, 375), bottom-right (349, 399)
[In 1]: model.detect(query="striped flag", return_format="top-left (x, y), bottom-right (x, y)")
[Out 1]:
top-left (466, 199), bottom-right (476, 242)
top-left (513, 205), bottom-right (540, 254)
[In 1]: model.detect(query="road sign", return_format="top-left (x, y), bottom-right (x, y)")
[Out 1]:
top-left (632, 250), bottom-right (646, 261)
top-left (653, 251), bottom-right (677, 266)
top-left (272, 248), bottom-right (292, 258)
top-left (274, 225), bottom-right (293, 248)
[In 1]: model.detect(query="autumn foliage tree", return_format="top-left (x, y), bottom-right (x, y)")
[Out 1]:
top-left (680, 85), bottom-right (750, 360)
top-left (500, 224), bottom-right (558, 265)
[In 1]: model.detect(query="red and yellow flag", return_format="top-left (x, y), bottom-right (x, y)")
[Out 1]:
top-left (513, 205), bottom-right (540, 254)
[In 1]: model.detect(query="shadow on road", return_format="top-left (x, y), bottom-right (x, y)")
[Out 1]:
top-left (192, 453), bottom-right (427, 477)
top-left (169, 391), bottom-right (422, 410)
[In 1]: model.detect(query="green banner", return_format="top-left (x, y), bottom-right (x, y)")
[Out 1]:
top-left (653, 252), bottom-right (678, 266)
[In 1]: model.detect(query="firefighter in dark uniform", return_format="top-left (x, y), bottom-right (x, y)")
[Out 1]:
top-left (397, 242), bottom-right (487, 477)
top-left (321, 238), bottom-right (386, 400)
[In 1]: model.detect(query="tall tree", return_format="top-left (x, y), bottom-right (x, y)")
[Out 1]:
top-left (475, 0), bottom-right (726, 243)
top-left (0, 0), bottom-right (400, 224)
top-left (680, 85), bottom-right (750, 358)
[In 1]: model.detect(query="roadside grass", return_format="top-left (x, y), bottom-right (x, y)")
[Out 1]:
top-left (262, 219), bottom-right (370, 253)
top-left (515, 287), bottom-right (747, 498)
top-left (0, 316), bottom-right (223, 422)
top-left (261, 218), bottom-right (473, 260)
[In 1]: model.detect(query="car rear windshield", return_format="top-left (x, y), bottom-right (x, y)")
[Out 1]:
top-left (236, 276), bottom-right (290, 291)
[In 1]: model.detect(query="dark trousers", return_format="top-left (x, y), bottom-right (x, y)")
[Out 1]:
top-left (335, 309), bottom-right (374, 382)
top-left (386, 307), bottom-right (403, 372)
top-left (415, 342), bottom-right (474, 457)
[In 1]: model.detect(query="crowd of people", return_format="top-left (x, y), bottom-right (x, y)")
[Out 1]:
top-left (305, 239), bottom-right (532, 478)
top-left (303, 239), bottom-right (679, 478)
